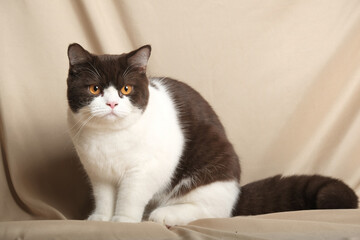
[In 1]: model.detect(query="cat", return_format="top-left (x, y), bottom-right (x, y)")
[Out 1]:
top-left (66, 43), bottom-right (358, 226)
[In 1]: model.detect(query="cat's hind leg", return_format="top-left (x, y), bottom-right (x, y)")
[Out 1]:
top-left (148, 180), bottom-right (239, 226)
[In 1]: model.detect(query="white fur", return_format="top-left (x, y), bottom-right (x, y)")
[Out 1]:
top-left (69, 81), bottom-right (184, 222)
top-left (149, 180), bottom-right (240, 226)
top-left (68, 79), bottom-right (239, 225)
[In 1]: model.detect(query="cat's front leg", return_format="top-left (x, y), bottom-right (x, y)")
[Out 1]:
top-left (111, 174), bottom-right (157, 223)
top-left (87, 181), bottom-right (116, 221)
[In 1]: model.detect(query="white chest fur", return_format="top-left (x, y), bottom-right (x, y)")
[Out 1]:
top-left (69, 80), bottom-right (184, 188)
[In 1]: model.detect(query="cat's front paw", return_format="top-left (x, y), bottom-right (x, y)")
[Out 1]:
top-left (111, 215), bottom-right (139, 223)
top-left (87, 214), bottom-right (111, 222)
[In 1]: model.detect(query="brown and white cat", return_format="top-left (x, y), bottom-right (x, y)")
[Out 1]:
top-left (66, 43), bottom-right (358, 226)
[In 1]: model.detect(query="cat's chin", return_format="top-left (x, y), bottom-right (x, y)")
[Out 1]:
top-left (93, 110), bottom-right (143, 129)
top-left (104, 112), bottom-right (121, 121)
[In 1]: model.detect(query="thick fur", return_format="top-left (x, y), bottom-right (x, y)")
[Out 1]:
top-left (66, 44), bottom-right (358, 226)
top-left (233, 175), bottom-right (358, 216)
top-left (68, 80), bottom-right (186, 222)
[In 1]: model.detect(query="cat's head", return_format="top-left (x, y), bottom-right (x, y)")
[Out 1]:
top-left (66, 43), bottom-right (151, 129)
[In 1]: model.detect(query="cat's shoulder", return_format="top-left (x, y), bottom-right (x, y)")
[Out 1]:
top-left (149, 77), bottom-right (222, 130)
top-left (149, 77), bottom-right (206, 103)
top-left (150, 77), bottom-right (189, 90)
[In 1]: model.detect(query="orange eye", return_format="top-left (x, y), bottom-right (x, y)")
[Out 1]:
top-left (89, 85), bottom-right (101, 95)
top-left (121, 85), bottom-right (133, 95)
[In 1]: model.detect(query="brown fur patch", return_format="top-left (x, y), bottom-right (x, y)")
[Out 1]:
top-left (158, 78), bottom-right (240, 197)
top-left (233, 175), bottom-right (358, 216)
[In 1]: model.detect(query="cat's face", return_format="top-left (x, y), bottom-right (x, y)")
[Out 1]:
top-left (66, 43), bottom-right (151, 129)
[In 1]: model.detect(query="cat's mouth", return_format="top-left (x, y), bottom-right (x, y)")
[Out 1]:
top-left (83, 106), bottom-right (134, 122)
top-left (104, 111), bottom-right (120, 120)
top-left (102, 109), bottom-right (132, 120)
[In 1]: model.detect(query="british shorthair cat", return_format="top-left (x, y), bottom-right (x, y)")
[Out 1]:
top-left (66, 43), bottom-right (358, 226)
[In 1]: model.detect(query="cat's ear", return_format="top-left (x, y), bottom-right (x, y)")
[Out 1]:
top-left (127, 45), bottom-right (151, 71)
top-left (68, 43), bottom-right (92, 65)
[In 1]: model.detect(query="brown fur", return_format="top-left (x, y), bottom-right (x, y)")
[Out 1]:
top-left (160, 78), bottom-right (240, 197)
top-left (233, 175), bottom-right (358, 216)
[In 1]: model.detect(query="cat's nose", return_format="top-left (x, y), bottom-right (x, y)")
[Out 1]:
top-left (106, 102), bottom-right (118, 109)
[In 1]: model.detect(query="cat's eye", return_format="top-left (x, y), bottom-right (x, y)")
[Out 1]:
top-left (121, 85), bottom-right (133, 95)
top-left (89, 85), bottom-right (101, 95)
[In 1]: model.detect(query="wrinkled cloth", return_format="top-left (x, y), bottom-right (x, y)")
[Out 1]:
top-left (1, 0), bottom-right (360, 239)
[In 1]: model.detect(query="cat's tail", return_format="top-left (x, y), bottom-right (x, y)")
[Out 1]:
top-left (232, 174), bottom-right (358, 216)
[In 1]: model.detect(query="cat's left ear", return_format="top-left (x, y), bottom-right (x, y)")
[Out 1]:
top-left (127, 45), bottom-right (151, 72)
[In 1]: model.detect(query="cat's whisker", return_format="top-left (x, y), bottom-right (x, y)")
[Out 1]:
top-left (68, 114), bottom-right (93, 134)
top-left (67, 109), bottom-right (95, 131)
top-left (81, 69), bottom-right (100, 80)
top-left (122, 65), bottom-right (132, 79)
top-left (122, 64), bottom-right (137, 79)
top-left (68, 116), bottom-right (89, 133)
top-left (88, 62), bottom-right (101, 77)
top-left (72, 115), bottom-right (95, 141)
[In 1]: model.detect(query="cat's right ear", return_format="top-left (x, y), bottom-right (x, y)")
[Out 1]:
top-left (67, 43), bottom-right (92, 66)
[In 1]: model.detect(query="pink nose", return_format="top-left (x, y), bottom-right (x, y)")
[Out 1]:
top-left (106, 102), bottom-right (118, 109)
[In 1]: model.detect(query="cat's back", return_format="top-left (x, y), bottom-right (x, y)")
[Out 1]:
top-left (153, 77), bottom-right (226, 134)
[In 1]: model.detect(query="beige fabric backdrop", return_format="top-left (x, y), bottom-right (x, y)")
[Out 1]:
top-left (1, 0), bottom-right (360, 239)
